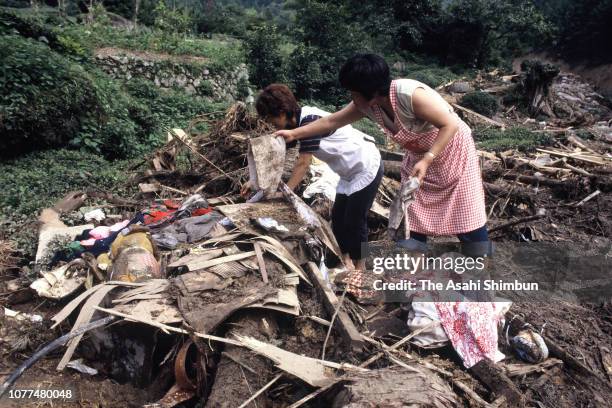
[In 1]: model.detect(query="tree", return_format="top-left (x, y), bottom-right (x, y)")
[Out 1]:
top-left (445, 0), bottom-right (553, 68)
top-left (548, 0), bottom-right (612, 63)
top-left (288, 0), bottom-right (371, 104)
top-left (153, 0), bottom-right (193, 35)
top-left (244, 23), bottom-right (286, 88)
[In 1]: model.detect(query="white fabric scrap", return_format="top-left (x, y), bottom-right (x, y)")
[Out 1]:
top-left (83, 209), bottom-right (106, 222)
top-left (303, 160), bottom-right (340, 202)
top-left (407, 298), bottom-right (512, 362)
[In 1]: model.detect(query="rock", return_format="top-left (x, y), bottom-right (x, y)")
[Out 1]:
top-left (5, 279), bottom-right (33, 305)
top-left (392, 61), bottom-right (406, 71)
top-left (448, 81), bottom-right (473, 93)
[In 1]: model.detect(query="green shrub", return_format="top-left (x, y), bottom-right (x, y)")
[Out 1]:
top-left (0, 149), bottom-right (136, 259)
top-left (410, 66), bottom-right (457, 88)
top-left (0, 9), bottom-right (89, 58)
top-left (244, 23), bottom-right (286, 88)
top-left (0, 27), bottom-right (227, 159)
top-left (460, 91), bottom-right (498, 117)
top-left (196, 80), bottom-right (215, 97)
top-left (287, 45), bottom-right (324, 100)
top-left (153, 0), bottom-right (193, 35)
top-left (0, 35), bottom-right (98, 156)
top-left (352, 118), bottom-right (386, 145)
top-left (473, 126), bottom-right (549, 151)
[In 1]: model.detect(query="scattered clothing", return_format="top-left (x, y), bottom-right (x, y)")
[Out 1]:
top-left (144, 194), bottom-right (212, 225)
top-left (83, 208), bottom-right (105, 222)
top-left (151, 232), bottom-right (179, 250)
top-left (434, 301), bottom-right (506, 368)
top-left (52, 214), bottom-right (144, 264)
top-left (152, 211), bottom-right (223, 246)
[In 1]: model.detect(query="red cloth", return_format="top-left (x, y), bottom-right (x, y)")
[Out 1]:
top-left (144, 210), bottom-right (175, 225)
top-left (163, 199), bottom-right (181, 209)
top-left (371, 79), bottom-right (487, 235)
top-left (192, 207), bottom-right (213, 216)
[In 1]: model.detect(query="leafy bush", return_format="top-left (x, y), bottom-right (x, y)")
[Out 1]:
top-left (0, 149), bottom-right (136, 259)
top-left (0, 35), bottom-right (98, 156)
top-left (410, 66), bottom-right (457, 88)
top-left (461, 91), bottom-right (498, 117)
top-left (0, 9), bottom-right (85, 57)
top-left (153, 0), bottom-right (193, 35)
top-left (0, 33), bottom-right (226, 159)
top-left (473, 126), bottom-right (549, 151)
top-left (244, 23), bottom-right (286, 88)
top-left (287, 45), bottom-right (325, 100)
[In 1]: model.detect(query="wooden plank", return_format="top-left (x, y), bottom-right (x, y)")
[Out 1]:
top-left (184, 251), bottom-right (256, 271)
top-left (536, 148), bottom-right (607, 165)
top-left (233, 334), bottom-right (343, 387)
top-left (168, 249), bottom-right (224, 268)
top-left (253, 242), bottom-right (269, 283)
top-left (451, 103), bottom-right (505, 128)
top-left (305, 262), bottom-right (365, 351)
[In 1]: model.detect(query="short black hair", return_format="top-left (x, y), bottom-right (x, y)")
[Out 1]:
top-left (339, 53), bottom-right (391, 100)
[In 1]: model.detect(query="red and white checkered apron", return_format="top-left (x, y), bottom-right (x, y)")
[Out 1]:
top-left (372, 80), bottom-right (487, 236)
top-left (371, 81), bottom-right (500, 367)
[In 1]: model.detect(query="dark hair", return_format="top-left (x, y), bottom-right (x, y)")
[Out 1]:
top-left (339, 53), bottom-right (391, 100)
top-left (255, 84), bottom-right (300, 121)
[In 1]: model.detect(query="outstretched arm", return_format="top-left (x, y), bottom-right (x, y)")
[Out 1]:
top-left (275, 103), bottom-right (365, 142)
top-left (410, 88), bottom-right (459, 182)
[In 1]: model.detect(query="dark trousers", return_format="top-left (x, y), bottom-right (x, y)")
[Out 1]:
top-left (332, 163), bottom-right (383, 260)
top-left (410, 225), bottom-right (489, 243)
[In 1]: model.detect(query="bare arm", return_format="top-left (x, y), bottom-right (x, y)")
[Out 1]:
top-left (412, 88), bottom-right (458, 156)
top-left (409, 88), bottom-right (459, 182)
top-left (286, 152), bottom-right (313, 190)
top-left (275, 103), bottom-right (365, 142)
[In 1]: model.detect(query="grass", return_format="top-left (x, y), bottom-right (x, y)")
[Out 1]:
top-left (0, 149), bottom-right (137, 259)
top-left (352, 118), bottom-right (386, 145)
top-left (59, 24), bottom-right (244, 69)
top-left (473, 126), bottom-right (550, 151)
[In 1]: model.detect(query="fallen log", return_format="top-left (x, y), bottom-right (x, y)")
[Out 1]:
top-left (489, 213), bottom-right (546, 233)
top-left (469, 359), bottom-right (525, 407)
top-left (332, 366), bottom-right (458, 407)
top-left (383, 160), bottom-right (402, 180)
top-left (452, 103), bottom-right (505, 128)
top-left (483, 182), bottom-right (533, 202)
top-left (502, 174), bottom-right (572, 188)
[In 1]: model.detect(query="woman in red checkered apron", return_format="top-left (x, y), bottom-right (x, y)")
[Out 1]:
top-left (276, 54), bottom-right (503, 371)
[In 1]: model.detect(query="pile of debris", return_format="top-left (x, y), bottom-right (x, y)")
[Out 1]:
top-left (1, 98), bottom-right (611, 408)
top-left (437, 63), bottom-right (612, 241)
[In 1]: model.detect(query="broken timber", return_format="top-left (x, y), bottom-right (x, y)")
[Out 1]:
top-left (304, 262), bottom-right (365, 351)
